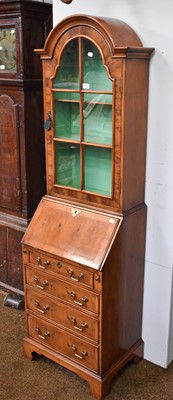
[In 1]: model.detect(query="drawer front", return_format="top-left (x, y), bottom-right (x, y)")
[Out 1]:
top-left (25, 266), bottom-right (99, 315)
top-left (29, 250), bottom-right (94, 289)
top-left (28, 314), bottom-right (99, 373)
top-left (26, 289), bottom-right (99, 342)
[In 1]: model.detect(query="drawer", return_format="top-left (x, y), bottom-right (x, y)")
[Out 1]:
top-left (25, 266), bottom-right (99, 315)
top-left (29, 250), bottom-right (94, 289)
top-left (26, 288), bottom-right (99, 343)
top-left (27, 314), bottom-right (99, 373)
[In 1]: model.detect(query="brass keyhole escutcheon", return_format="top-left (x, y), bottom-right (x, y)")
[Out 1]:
top-left (72, 208), bottom-right (81, 217)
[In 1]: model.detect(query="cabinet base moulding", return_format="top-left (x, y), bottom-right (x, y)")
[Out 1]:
top-left (22, 337), bottom-right (144, 400)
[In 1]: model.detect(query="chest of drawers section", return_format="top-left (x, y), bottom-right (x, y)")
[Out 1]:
top-left (22, 246), bottom-right (102, 374)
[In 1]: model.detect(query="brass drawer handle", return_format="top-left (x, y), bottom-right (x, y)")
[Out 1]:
top-left (34, 276), bottom-right (48, 290)
top-left (69, 316), bottom-right (88, 332)
top-left (36, 257), bottom-right (50, 269)
top-left (68, 269), bottom-right (84, 282)
top-left (44, 260), bottom-right (50, 266)
top-left (35, 327), bottom-right (50, 340)
top-left (69, 291), bottom-right (88, 306)
top-left (71, 344), bottom-right (88, 360)
top-left (34, 300), bottom-right (49, 314)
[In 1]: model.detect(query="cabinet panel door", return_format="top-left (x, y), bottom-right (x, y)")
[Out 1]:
top-left (7, 228), bottom-right (24, 290)
top-left (0, 94), bottom-right (21, 211)
top-left (0, 225), bottom-right (7, 282)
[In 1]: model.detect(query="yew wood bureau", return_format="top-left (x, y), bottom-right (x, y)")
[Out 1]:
top-left (22, 196), bottom-right (146, 399)
top-left (22, 14), bottom-right (154, 400)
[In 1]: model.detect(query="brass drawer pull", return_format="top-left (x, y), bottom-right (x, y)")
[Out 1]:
top-left (69, 291), bottom-right (88, 306)
top-left (34, 276), bottom-right (48, 290)
top-left (34, 300), bottom-right (49, 314)
top-left (68, 269), bottom-right (84, 282)
top-left (69, 316), bottom-right (88, 332)
top-left (44, 260), bottom-right (50, 266)
top-left (36, 257), bottom-right (50, 269)
top-left (71, 344), bottom-right (88, 360)
top-left (35, 327), bottom-right (50, 340)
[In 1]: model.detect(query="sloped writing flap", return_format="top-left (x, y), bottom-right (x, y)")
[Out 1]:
top-left (22, 197), bottom-right (122, 270)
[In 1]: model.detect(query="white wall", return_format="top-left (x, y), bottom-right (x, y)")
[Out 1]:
top-left (53, 0), bottom-right (173, 368)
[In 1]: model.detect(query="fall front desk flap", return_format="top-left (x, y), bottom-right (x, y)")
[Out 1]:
top-left (22, 197), bottom-right (122, 271)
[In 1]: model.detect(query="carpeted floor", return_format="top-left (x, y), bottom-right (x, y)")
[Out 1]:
top-left (1, 289), bottom-right (173, 400)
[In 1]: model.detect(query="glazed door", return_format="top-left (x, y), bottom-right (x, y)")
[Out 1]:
top-left (52, 38), bottom-right (113, 197)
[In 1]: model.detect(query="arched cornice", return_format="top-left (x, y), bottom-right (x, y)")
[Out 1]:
top-left (35, 14), bottom-right (143, 59)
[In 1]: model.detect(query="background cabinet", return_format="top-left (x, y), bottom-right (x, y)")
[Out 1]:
top-left (0, 0), bottom-right (52, 291)
top-left (22, 15), bottom-right (154, 399)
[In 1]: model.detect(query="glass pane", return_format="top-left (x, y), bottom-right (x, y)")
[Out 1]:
top-left (83, 93), bottom-right (112, 145)
top-left (53, 39), bottom-right (79, 89)
top-left (84, 93), bottom-right (112, 104)
top-left (83, 39), bottom-right (112, 92)
top-left (55, 142), bottom-right (80, 189)
top-left (0, 27), bottom-right (16, 72)
top-left (84, 146), bottom-right (112, 196)
top-left (54, 100), bottom-right (80, 140)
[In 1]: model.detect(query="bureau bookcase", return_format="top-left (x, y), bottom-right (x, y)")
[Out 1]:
top-left (22, 15), bottom-right (154, 399)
